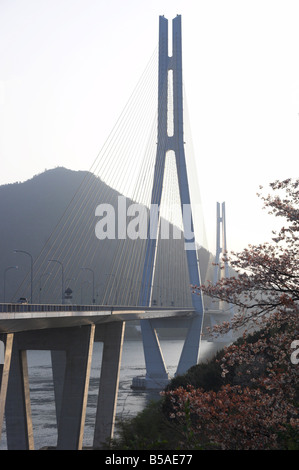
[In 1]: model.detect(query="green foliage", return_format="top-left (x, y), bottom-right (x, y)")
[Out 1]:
top-left (277, 425), bottom-right (299, 450)
top-left (165, 352), bottom-right (224, 393)
top-left (111, 353), bottom-right (225, 450)
top-left (111, 400), bottom-right (180, 450)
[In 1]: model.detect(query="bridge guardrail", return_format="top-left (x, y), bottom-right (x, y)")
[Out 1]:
top-left (0, 303), bottom-right (102, 313)
top-left (0, 303), bottom-right (194, 314)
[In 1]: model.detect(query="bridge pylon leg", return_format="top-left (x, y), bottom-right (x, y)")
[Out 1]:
top-left (139, 319), bottom-right (169, 387)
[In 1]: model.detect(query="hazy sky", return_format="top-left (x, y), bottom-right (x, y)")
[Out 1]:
top-left (1, 0), bottom-right (298, 253)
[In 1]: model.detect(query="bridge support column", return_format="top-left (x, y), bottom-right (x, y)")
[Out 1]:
top-left (0, 334), bottom-right (14, 444)
top-left (56, 324), bottom-right (95, 450)
top-left (5, 335), bottom-right (34, 450)
top-left (93, 321), bottom-right (125, 449)
top-left (51, 350), bottom-right (66, 428)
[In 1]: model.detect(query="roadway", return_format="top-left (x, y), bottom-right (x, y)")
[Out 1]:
top-left (0, 303), bottom-right (195, 333)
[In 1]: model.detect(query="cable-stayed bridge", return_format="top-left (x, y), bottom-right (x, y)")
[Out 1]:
top-left (0, 15), bottom-right (234, 449)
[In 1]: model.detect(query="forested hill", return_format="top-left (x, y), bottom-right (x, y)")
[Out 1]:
top-left (0, 167), bottom-right (213, 304)
top-left (0, 167), bottom-right (112, 301)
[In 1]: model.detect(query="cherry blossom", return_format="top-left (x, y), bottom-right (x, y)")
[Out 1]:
top-left (165, 178), bottom-right (299, 449)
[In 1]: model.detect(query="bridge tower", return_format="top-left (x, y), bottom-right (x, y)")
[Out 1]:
top-left (208, 202), bottom-right (234, 345)
top-left (213, 202), bottom-right (234, 312)
top-left (135, 15), bottom-right (205, 388)
top-left (213, 202), bottom-right (229, 287)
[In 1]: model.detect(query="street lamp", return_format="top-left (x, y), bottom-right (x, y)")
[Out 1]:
top-left (48, 259), bottom-right (64, 304)
top-left (14, 250), bottom-right (33, 303)
top-left (81, 267), bottom-right (95, 304)
top-left (3, 266), bottom-right (18, 302)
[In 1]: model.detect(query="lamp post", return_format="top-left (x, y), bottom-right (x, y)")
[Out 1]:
top-left (4, 266), bottom-right (18, 302)
top-left (48, 259), bottom-right (64, 304)
top-left (81, 267), bottom-right (95, 304)
top-left (14, 250), bottom-right (33, 303)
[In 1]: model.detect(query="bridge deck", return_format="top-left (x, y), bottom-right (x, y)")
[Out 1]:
top-left (0, 303), bottom-right (195, 333)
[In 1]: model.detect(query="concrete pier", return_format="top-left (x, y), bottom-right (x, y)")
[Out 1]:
top-left (0, 305), bottom-right (193, 449)
top-left (0, 334), bottom-right (14, 444)
top-left (0, 324), bottom-right (124, 449)
top-left (93, 322), bottom-right (125, 448)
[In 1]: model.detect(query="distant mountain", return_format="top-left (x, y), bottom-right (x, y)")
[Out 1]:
top-left (0, 167), bottom-right (89, 301)
top-left (0, 167), bottom-right (214, 306)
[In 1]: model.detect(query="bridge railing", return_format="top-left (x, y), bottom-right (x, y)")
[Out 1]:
top-left (0, 303), bottom-right (193, 314)
top-left (0, 303), bottom-right (106, 313)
